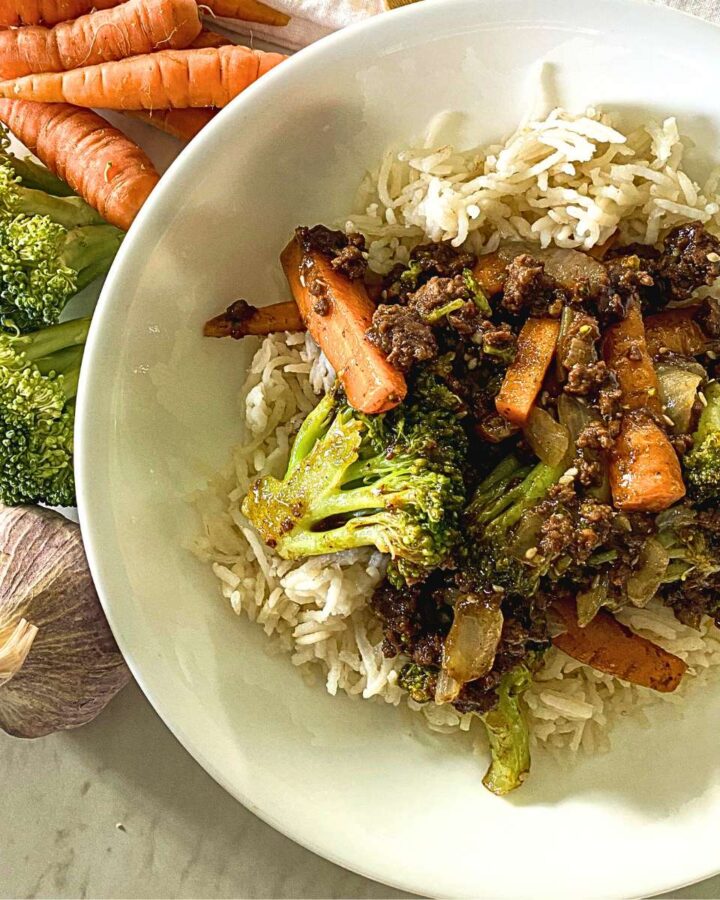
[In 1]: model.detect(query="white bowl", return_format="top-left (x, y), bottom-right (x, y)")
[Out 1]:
top-left (76, 1), bottom-right (720, 896)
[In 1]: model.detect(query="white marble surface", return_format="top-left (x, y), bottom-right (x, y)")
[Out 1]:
top-left (0, 680), bottom-right (718, 899)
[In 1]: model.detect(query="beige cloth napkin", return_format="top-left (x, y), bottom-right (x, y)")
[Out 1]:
top-left (214, 0), bottom-right (720, 51)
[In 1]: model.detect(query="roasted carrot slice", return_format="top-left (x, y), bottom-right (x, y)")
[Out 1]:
top-left (281, 237), bottom-right (407, 414)
top-left (603, 300), bottom-right (662, 414)
top-left (495, 317), bottom-right (560, 427)
top-left (609, 412), bottom-right (686, 512)
top-left (552, 596), bottom-right (687, 692)
top-left (644, 307), bottom-right (706, 358)
top-left (204, 299), bottom-right (303, 338)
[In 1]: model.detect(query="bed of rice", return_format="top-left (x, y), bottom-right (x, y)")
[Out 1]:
top-left (193, 106), bottom-right (720, 756)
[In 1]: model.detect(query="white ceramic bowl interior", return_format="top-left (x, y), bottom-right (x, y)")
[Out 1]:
top-left (77, 1), bottom-right (720, 896)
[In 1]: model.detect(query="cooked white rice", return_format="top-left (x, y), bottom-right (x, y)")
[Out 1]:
top-left (193, 106), bottom-right (720, 757)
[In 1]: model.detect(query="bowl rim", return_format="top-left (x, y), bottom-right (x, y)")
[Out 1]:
top-left (76, 0), bottom-right (720, 896)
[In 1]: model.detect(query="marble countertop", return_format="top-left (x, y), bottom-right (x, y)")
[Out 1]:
top-left (0, 680), bottom-right (718, 899)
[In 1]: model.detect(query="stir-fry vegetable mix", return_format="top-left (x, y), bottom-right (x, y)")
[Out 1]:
top-left (209, 220), bottom-right (720, 794)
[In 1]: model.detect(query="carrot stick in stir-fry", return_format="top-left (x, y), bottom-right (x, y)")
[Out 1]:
top-left (552, 596), bottom-right (687, 692)
top-left (495, 317), bottom-right (560, 427)
top-left (204, 299), bottom-right (303, 338)
top-left (281, 236), bottom-right (407, 415)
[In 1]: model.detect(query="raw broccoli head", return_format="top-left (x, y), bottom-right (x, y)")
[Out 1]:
top-left (0, 316), bottom-right (89, 505)
top-left (242, 373), bottom-right (468, 584)
top-left (684, 382), bottom-right (720, 504)
top-left (464, 455), bottom-right (563, 596)
top-left (0, 143), bottom-right (123, 332)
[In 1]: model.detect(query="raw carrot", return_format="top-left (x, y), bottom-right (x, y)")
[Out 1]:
top-left (0, 98), bottom-right (159, 230)
top-left (189, 28), bottom-right (232, 48)
top-left (0, 44), bottom-right (287, 108)
top-left (644, 307), bottom-right (706, 358)
top-left (608, 412), bottom-right (686, 512)
top-left (125, 107), bottom-right (216, 141)
top-left (0, 0), bottom-right (202, 80)
top-left (204, 299), bottom-right (303, 337)
top-left (0, 0), bottom-right (120, 27)
top-left (495, 317), bottom-right (560, 427)
top-left (602, 300), bottom-right (662, 414)
top-left (281, 235), bottom-right (407, 415)
top-left (602, 299), bottom-right (685, 512)
top-left (201, 0), bottom-right (290, 26)
top-left (552, 595), bottom-right (687, 692)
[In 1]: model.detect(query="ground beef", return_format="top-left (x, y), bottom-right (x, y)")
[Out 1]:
top-left (411, 274), bottom-right (474, 320)
top-left (501, 254), bottom-right (565, 316)
top-left (295, 225), bottom-right (368, 280)
top-left (307, 275), bottom-right (331, 315)
top-left (698, 296), bottom-right (720, 338)
top-left (479, 320), bottom-right (516, 356)
top-left (536, 493), bottom-right (615, 564)
top-left (576, 421), bottom-right (614, 451)
top-left (656, 222), bottom-right (720, 302)
top-left (597, 373), bottom-right (623, 419)
top-left (565, 360), bottom-right (610, 396)
top-left (369, 577), bottom-right (452, 665)
top-left (669, 433), bottom-right (694, 456)
top-left (410, 242), bottom-right (477, 279)
top-left (599, 253), bottom-right (656, 317)
top-left (366, 304), bottom-right (437, 373)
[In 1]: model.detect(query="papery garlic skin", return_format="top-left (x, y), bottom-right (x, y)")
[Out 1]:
top-left (0, 506), bottom-right (130, 738)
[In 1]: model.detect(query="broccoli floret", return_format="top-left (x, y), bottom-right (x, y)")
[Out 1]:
top-left (0, 142), bottom-right (123, 332)
top-left (242, 374), bottom-right (468, 584)
top-left (683, 381), bottom-right (720, 504)
top-left (480, 664), bottom-right (532, 795)
top-left (398, 662), bottom-right (437, 703)
top-left (464, 455), bottom-right (563, 595)
top-left (0, 316), bottom-right (89, 505)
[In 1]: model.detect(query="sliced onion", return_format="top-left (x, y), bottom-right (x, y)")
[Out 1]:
top-left (434, 669), bottom-right (462, 704)
top-left (576, 577), bottom-right (609, 627)
top-left (557, 393), bottom-right (592, 445)
top-left (443, 595), bottom-right (504, 686)
top-left (625, 537), bottom-right (670, 607)
top-left (494, 242), bottom-right (607, 293)
top-left (524, 406), bottom-right (569, 467)
top-left (656, 364), bottom-right (703, 434)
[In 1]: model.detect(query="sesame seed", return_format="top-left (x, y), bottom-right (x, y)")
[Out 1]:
top-left (663, 414), bottom-right (675, 427)
top-left (468, 358), bottom-right (478, 370)
top-left (578, 324), bottom-right (592, 335)
top-left (708, 351), bottom-right (717, 360)
top-left (647, 387), bottom-right (656, 396)
top-left (525, 547), bottom-right (538, 560)
top-left (708, 252), bottom-right (720, 263)
top-left (699, 391), bottom-right (708, 407)
top-left (491, 584), bottom-right (505, 594)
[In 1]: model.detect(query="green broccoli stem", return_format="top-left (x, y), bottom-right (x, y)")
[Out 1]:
top-left (287, 390), bottom-right (337, 472)
top-left (34, 346), bottom-right (84, 397)
top-left (22, 317), bottom-right (90, 363)
top-left (487, 462), bottom-right (563, 536)
top-left (60, 225), bottom-right (124, 292)
top-left (480, 664), bottom-right (532, 796)
top-left (275, 521), bottom-right (388, 559)
top-left (5, 155), bottom-right (76, 197)
top-left (14, 186), bottom-right (104, 228)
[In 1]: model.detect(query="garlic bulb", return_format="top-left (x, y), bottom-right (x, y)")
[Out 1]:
top-left (0, 505), bottom-right (130, 737)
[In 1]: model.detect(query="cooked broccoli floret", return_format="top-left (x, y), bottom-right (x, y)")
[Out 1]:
top-left (465, 455), bottom-right (562, 595)
top-left (480, 664), bottom-right (532, 795)
top-left (0, 144), bottom-right (123, 331)
top-left (242, 373), bottom-right (468, 584)
top-left (398, 662), bottom-right (438, 703)
top-left (0, 315), bottom-right (89, 506)
top-left (683, 381), bottom-right (720, 504)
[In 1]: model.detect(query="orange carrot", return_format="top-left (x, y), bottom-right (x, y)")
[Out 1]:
top-left (0, 98), bottom-right (158, 230)
top-left (204, 299), bottom-right (303, 337)
top-left (495, 317), bottom-right (560, 427)
top-left (0, 0), bottom-right (201, 80)
top-left (608, 412), bottom-right (686, 512)
top-left (0, 0), bottom-right (120, 27)
top-left (552, 595), bottom-right (687, 692)
top-left (602, 300), bottom-right (685, 512)
top-left (471, 251), bottom-right (507, 296)
top-left (189, 28), bottom-right (232, 49)
top-left (201, 0), bottom-right (290, 25)
top-left (644, 307), bottom-right (706, 358)
top-left (0, 44), bottom-right (286, 108)
top-left (281, 235), bottom-right (407, 415)
top-left (602, 300), bottom-right (662, 414)
top-left (125, 107), bottom-right (216, 141)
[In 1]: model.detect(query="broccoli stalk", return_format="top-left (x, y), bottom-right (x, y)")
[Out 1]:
top-left (0, 316), bottom-right (89, 506)
top-left (0, 143), bottom-right (123, 332)
top-left (242, 376), bottom-right (468, 584)
top-left (465, 455), bottom-right (563, 594)
top-left (480, 664), bottom-right (532, 796)
top-left (683, 381), bottom-right (720, 504)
